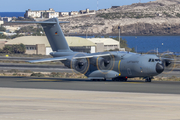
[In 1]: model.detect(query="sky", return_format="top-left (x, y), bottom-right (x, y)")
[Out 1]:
top-left (0, 0), bottom-right (155, 12)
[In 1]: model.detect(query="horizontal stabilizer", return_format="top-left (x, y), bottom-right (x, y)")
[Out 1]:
top-left (28, 57), bottom-right (67, 63)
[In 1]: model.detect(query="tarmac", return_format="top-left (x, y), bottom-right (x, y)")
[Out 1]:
top-left (0, 88), bottom-right (180, 120)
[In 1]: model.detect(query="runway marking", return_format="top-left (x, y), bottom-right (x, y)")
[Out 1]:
top-left (122, 82), bottom-right (144, 84)
top-left (17, 79), bottom-right (62, 82)
top-left (0, 116), bottom-right (48, 120)
top-left (104, 82), bottom-right (144, 85)
top-left (29, 79), bottom-right (62, 82)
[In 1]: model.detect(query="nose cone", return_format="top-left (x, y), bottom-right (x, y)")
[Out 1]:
top-left (156, 63), bottom-right (164, 74)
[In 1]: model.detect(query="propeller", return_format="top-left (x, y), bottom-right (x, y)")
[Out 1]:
top-left (96, 52), bottom-right (115, 74)
top-left (145, 50), bottom-right (176, 74)
top-left (71, 53), bottom-right (90, 75)
top-left (159, 52), bottom-right (176, 74)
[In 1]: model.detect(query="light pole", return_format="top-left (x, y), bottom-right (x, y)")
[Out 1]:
top-left (86, 28), bottom-right (88, 39)
top-left (118, 25), bottom-right (121, 50)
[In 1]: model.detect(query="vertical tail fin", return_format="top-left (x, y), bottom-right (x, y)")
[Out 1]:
top-left (10, 18), bottom-right (72, 52)
top-left (41, 18), bottom-right (72, 52)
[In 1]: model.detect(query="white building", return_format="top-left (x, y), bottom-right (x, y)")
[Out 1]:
top-left (47, 12), bottom-right (59, 18)
top-left (24, 8), bottom-right (58, 18)
top-left (2, 17), bottom-right (12, 22)
top-left (0, 20), bottom-right (4, 25)
top-left (87, 38), bottom-right (124, 52)
top-left (5, 36), bottom-right (96, 55)
top-left (24, 9), bottom-right (42, 18)
top-left (69, 11), bottom-right (79, 16)
top-left (60, 12), bottom-right (69, 17)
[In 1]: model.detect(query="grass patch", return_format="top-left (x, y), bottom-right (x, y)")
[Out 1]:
top-left (31, 73), bottom-right (45, 77)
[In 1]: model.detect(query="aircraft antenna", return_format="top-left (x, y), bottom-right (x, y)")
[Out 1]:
top-left (97, 0), bottom-right (99, 11)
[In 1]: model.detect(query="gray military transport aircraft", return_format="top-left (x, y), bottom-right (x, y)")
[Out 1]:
top-left (11, 18), bottom-right (174, 82)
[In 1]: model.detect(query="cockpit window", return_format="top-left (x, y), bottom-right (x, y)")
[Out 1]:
top-left (149, 58), bottom-right (161, 62)
top-left (155, 59), bottom-right (160, 62)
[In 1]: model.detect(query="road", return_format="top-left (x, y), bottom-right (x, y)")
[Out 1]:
top-left (0, 76), bottom-right (180, 94)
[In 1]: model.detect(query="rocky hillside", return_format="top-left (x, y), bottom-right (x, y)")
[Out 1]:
top-left (58, 0), bottom-right (180, 36)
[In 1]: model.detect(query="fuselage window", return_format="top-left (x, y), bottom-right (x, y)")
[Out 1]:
top-left (152, 59), bottom-right (154, 62)
top-left (149, 59), bottom-right (151, 62)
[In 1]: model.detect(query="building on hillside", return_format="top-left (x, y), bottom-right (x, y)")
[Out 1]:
top-left (2, 17), bottom-right (12, 22)
top-left (24, 8), bottom-right (58, 18)
top-left (69, 11), bottom-right (79, 16)
top-left (47, 12), bottom-right (59, 18)
top-left (59, 12), bottom-right (69, 17)
top-left (79, 9), bottom-right (90, 14)
top-left (0, 20), bottom-right (4, 25)
top-left (24, 9), bottom-right (42, 18)
top-left (87, 38), bottom-right (125, 52)
top-left (111, 6), bottom-right (120, 9)
top-left (79, 9), bottom-right (96, 14)
top-left (4, 36), bottom-right (96, 55)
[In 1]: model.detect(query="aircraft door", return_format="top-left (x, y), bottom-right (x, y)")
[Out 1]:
top-left (127, 68), bottom-right (132, 75)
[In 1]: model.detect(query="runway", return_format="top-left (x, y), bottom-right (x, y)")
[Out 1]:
top-left (0, 76), bottom-right (180, 94)
top-left (1, 77), bottom-right (180, 120)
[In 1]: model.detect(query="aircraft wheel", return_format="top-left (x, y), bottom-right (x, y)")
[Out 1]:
top-left (123, 78), bottom-right (127, 82)
top-left (92, 79), bottom-right (98, 81)
top-left (112, 78), bottom-right (118, 81)
top-left (145, 78), bottom-right (151, 82)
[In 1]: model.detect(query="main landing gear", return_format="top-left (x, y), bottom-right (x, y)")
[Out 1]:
top-left (92, 79), bottom-right (106, 81)
top-left (145, 77), bottom-right (152, 82)
top-left (112, 77), bottom-right (128, 82)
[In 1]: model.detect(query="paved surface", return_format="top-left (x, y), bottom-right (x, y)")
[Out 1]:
top-left (0, 63), bottom-right (72, 73)
top-left (0, 88), bottom-right (180, 120)
top-left (0, 76), bottom-right (180, 94)
top-left (1, 63), bottom-right (180, 77)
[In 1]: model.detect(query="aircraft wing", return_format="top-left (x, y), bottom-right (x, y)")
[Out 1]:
top-left (73, 53), bottom-right (111, 59)
top-left (28, 57), bottom-right (67, 63)
top-left (28, 53), bottom-right (113, 63)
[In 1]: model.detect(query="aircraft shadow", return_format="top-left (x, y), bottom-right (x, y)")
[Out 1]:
top-left (0, 76), bottom-right (149, 83)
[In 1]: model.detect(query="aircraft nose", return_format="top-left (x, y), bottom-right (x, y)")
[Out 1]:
top-left (156, 63), bottom-right (164, 74)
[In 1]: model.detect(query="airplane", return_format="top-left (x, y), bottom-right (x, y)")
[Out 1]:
top-left (10, 18), bottom-right (174, 82)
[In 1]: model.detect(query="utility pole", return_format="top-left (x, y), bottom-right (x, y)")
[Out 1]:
top-left (118, 25), bottom-right (121, 50)
top-left (139, 0), bottom-right (141, 3)
top-left (86, 28), bottom-right (88, 39)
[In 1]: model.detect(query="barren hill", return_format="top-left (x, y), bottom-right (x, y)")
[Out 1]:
top-left (59, 0), bottom-right (180, 36)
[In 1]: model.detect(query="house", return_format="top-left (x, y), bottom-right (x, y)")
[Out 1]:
top-left (69, 11), bottom-right (79, 16)
top-left (59, 12), bottom-right (69, 17)
top-left (24, 8), bottom-right (58, 18)
top-left (47, 12), bottom-right (59, 18)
